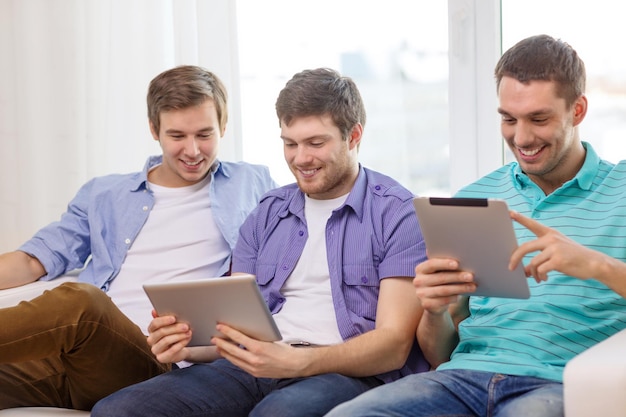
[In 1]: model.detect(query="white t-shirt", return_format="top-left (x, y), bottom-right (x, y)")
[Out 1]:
top-left (272, 193), bottom-right (348, 345)
top-left (107, 171), bottom-right (230, 334)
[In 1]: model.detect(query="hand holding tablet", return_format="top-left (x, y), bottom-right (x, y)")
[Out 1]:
top-left (143, 274), bottom-right (282, 346)
top-left (413, 197), bottom-right (530, 299)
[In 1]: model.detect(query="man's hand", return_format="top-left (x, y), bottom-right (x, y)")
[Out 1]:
top-left (509, 211), bottom-right (605, 282)
top-left (212, 324), bottom-right (312, 378)
top-left (146, 310), bottom-right (193, 364)
top-left (413, 258), bottom-right (476, 315)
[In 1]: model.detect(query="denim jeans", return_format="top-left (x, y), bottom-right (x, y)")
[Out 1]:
top-left (0, 282), bottom-right (169, 410)
top-left (91, 358), bottom-right (382, 417)
top-left (326, 369), bottom-right (564, 417)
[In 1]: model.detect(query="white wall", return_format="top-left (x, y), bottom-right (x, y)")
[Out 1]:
top-left (0, 0), bottom-right (240, 252)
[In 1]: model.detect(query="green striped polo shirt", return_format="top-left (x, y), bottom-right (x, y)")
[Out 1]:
top-left (437, 142), bottom-right (626, 382)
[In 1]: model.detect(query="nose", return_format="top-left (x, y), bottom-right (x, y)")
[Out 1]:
top-left (292, 143), bottom-right (315, 164)
top-left (512, 121), bottom-right (533, 147)
top-left (183, 137), bottom-right (201, 157)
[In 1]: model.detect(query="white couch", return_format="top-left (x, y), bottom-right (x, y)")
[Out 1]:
top-left (1, 279), bottom-right (625, 416)
top-left (563, 327), bottom-right (626, 417)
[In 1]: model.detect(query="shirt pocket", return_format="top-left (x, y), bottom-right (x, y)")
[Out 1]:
top-left (342, 264), bottom-right (380, 321)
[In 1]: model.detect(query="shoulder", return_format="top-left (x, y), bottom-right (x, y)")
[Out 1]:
top-left (259, 182), bottom-right (299, 204)
top-left (361, 167), bottom-right (414, 202)
top-left (455, 164), bottom-right (516, 198)
top-left (77, 171), bottom-right (143, 195)
top-left (219, 160), bottom-right (271, 178)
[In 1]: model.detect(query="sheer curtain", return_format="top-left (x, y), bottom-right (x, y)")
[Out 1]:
top-left (0, 0), bottom-right (239, 252)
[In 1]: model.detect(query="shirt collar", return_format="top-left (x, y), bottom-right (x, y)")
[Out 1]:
top-left (130, 155), bottom-right (222, 192)
top-left (285, 165), bottom-right (366, 221)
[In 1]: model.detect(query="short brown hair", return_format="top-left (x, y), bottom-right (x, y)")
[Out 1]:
top-left (275, 68), bottom-right (366, 140)
top-left (495, 34), bottom-right (586, 108)
top-left (147, 65), bottom-right (228, 134)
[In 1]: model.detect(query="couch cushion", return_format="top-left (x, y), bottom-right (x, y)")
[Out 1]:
top-left (0, 408), bottom-right (89, 416)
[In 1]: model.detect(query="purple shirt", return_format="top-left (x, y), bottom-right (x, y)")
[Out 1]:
top-left (233, 165), bottom-right (429, 382)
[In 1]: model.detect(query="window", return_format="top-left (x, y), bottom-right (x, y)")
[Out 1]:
top-left (236, 0), bottom-right (450, 195)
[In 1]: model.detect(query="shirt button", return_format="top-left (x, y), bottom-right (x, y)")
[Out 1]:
top-left (124, 238), bottom-right (131, 245)
top-left (361, 276), bottom-right (368, 283)
top-left (142, 206), bottom-right (148, 211)
top-left (299, 230), bottom-right (304, 236)
top-left (375, 185), bottom-right (381, 190)
top-left (282, 265), bottom-right (288, 270)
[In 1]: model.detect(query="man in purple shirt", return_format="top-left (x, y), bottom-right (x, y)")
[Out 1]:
top-left (92, 68), bottom-right (429, 417)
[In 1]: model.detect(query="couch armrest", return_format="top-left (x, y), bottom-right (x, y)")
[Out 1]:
top-left (563, 328), bottom-right (626, 417)
top-left (0, 276), bottom-right (79, 309)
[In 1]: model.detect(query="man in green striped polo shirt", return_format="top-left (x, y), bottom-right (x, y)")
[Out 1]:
top-left (328, 34), bottom-right (626, 417)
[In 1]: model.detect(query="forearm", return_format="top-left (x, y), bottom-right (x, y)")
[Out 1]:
top-left (593, 254), bottom-right (626, 298)
top-left (0, 251), bottom-right (45, 289)
top-left (300, 327), bottom-right (414, 377)
top-left (417, 310), bottom-right (459, 368)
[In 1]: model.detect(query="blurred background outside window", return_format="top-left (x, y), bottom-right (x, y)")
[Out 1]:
top-left (236, 0), bottom-right (450, 195)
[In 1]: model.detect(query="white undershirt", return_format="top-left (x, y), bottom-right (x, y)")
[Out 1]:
top-left (107, 171), bottom-right (230, 334)
top-left (272, 193), bottom-right (348, 345)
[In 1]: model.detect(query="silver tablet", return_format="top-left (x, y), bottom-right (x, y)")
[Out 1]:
top-left (413, 197), bottom-right (530, 299)
top-left (143, 274), bottom-right (282, 346)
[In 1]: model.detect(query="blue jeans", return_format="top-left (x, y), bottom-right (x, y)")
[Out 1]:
top-left (326, 369), bottom-right (563, 417)
top-left (91, 358), bottom-right (382, 417)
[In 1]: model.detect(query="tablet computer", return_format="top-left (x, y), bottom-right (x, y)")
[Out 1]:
top-left (143, 274), bottom-right (282, 346)
top-left (413, 197), bottom-right (530, 299)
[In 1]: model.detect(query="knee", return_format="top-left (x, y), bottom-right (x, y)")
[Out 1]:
top-left (53, 282), bottom-right (115, 320)
top-left (90, 396), bottom-right (115, 417)
top-left (91, 392), bottom-right (134, 417)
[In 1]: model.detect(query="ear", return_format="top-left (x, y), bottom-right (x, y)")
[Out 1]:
top-left (149, 121), bottom-right (160, 142)
top-left (572, 95), bottom-right (588, 127)
top-left (348, 123), bottom-right (363, 150)
top-left (220, 124), bottom-right (227, 138)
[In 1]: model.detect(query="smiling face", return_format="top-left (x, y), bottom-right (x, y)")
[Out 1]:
top-left (281, 114), bottom-right (361, 200)
top-left (497, 76), bottom-right (587, 194)
top-left (148, 99), bottom-right (224, 187)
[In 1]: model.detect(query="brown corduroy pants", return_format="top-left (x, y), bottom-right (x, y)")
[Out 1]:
top-left (0, 282), bottom-right (170, 411)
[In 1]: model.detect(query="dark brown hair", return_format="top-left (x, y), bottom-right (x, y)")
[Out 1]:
top-left (275, 68), bottom-right (366, 140)
top-left (495, 34), bottom-right (586, 107)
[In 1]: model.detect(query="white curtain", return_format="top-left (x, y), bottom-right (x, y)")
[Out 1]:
top-left (0, 0), bottom-right (240, 252)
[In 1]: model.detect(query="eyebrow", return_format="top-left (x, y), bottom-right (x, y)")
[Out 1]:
top-left (497, 108), bottom-right (552, 118)
top-left (165, 127), bottom-right (215, 134)
top-left (280, 134), bottom-right (332, 142)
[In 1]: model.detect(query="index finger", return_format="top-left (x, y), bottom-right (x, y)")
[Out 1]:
top-left (147, 314), bottom-right (177, 333)
top-left (510, 210), bottom-right (549, 237)
top-left (215, 323), bottom-right (248, 344)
